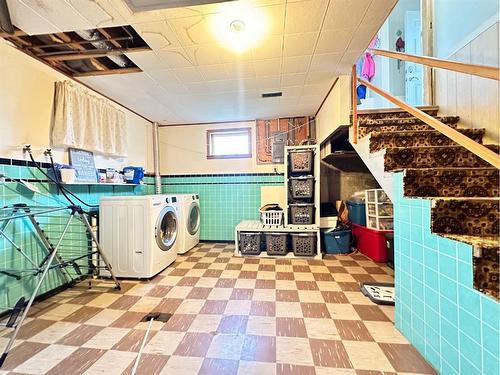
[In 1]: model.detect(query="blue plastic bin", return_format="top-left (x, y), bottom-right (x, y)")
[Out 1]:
top-left (322, 229), bottom-right (352, 254)
top-left (346, 201), bottom-right (366, 226)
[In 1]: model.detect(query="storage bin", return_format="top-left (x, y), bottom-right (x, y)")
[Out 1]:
top-left (322, 229), bottom-right (351, 254)
top-left (265, 233), bottom-right (288, 255)
top-left (260, 210), bottom-right (283, 226)
top-left (289, 150), bottom-right (313, 173)
top-left (291, 233), bottom-right (316, 256)
top-left (346, 201), bottom-right (366, 226)
top-left (352, 223), bottom-right (392, 262)
top-left (289, 176), bottom-right (314, 199)
top-left (289, 203), bottom-right (315, 225)
top-left (239, 232), bottom-right (261, 255)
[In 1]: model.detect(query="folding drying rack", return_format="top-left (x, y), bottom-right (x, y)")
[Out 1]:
top-left (0, 203), bottom-right (120, 367)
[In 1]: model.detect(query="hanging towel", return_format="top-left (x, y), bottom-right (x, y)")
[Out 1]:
top-left (362, 52), bottom-right (375, 81)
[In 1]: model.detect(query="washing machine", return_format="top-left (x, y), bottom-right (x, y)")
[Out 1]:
top-left (176, 194), bottom-right (201, 254)
top-left (99, 195), bottom-right (179, 278)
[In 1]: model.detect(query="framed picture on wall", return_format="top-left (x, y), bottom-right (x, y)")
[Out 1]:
top-left (68, 147), bottom-right (97, 183)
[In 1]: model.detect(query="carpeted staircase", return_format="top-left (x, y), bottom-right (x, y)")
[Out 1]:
top-left (357, 107), bottom-right (500, 300)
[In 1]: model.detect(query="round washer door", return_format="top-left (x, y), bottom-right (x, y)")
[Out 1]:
top-left (156, 206), bottom-right (177, 251)
top-left (186, 202), bottom-right (200, 236)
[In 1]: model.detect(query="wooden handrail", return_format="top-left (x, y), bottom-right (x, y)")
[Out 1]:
top-left (351, 65), bottom-right (358, 144)
top-left (358, 77), bottom-right (500, 169)
top-left (368, 48), bottom-right (500, 81)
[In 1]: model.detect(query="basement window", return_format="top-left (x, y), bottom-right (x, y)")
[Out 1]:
top-left (207, 128), bottom-right (252, 159)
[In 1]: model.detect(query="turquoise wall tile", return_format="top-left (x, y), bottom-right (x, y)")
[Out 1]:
top-left (393, 171), bottom-right (500, 374)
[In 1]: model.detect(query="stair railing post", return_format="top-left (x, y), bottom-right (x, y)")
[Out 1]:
top-left (351, 65), bottom-right (358, 144)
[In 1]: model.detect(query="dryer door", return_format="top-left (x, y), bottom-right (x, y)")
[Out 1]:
top-left (186, 201), bottom-right (200, 236)
top-left (156, 206), bottom-right (178, 251)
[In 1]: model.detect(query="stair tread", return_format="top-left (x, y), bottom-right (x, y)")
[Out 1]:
top-left (439, 233), bottom-right (499, 249)
top-left (359, 116), bottom-right (459, 126)
top-left (434, 197), bottom-right (500, 201)
top-left (386, 144), bottom-right (500, 151)
top-left (370, 128), bottom-right (485, 137)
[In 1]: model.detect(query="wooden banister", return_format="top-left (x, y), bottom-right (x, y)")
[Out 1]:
top-left (368, 48), bottom-right (500, 81)
top-left (358, 77), bottom-right (500, 169)
top-left (351, 65), bottom-right (358, 144)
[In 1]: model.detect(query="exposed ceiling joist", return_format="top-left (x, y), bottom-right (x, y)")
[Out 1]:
top-left (41, 46), bottom-right (150, 61)
top-left (72, 67), bottom-right (142, 77)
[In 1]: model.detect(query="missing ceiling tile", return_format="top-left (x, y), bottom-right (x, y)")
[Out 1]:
top-left (1, 25), bottom-right (151, 77)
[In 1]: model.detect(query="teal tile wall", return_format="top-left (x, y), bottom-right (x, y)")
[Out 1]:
top-left (393, 172), bottom-right (500, 375)
top-left (162, 174), bottom-right (284, 241)
top-left (0, 163), bottom-right (153, 312)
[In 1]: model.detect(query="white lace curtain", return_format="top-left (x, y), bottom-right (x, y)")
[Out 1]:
top-left (51, 81), bottom-right (127, 157)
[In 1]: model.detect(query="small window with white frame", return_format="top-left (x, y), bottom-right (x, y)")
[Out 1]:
top-left (206, 127), bottom-right (252, 159)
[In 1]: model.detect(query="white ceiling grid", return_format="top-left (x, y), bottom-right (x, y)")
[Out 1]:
top-left (6, 0), bottom-right (397, 124)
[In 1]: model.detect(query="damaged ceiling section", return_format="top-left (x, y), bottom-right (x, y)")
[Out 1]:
top-left (1, 24), bottom-right (150, 77)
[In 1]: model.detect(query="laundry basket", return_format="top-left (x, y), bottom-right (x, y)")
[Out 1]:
top-left (239, 232), bottom-right (261, 255)
top-left (265, 233), bottom-right (288, 255)
top-left (289, 176), bottom-right (315, 199)
top-left (289, 203), bottom-right (315, 225)
top-left (288, 150), bottom-right (313, 173)
top-left (291, 233), bottom-right (317, 256)
top-left (260, 209), bottom-right (284, 226)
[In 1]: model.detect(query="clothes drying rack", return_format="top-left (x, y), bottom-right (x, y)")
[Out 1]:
top-left (0, 203), bottom-right (121, 367)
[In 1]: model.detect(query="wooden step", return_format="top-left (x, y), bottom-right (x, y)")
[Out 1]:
top-left (431, 198), bottom-right (499, 237)
top-left (384, 145), bottom-right (499, 171)
top-left (358, 116), bottom-right (459, 138)
top-left (404, 168), bottom-right (499, 198)
top-left (359, 115), bottom-right (459, 126)
top-left (357, 106), bottom-right (439, 120)
top-left (369, 128), bottom-right (485, 153)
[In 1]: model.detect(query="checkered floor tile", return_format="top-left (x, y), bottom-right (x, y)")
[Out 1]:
top-left (0, 243), bottom-right (436, 374)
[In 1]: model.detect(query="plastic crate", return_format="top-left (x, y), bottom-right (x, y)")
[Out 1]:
top-left (291, 233), bottom-right (317, 256)
top-left (346, 201), bottom-right (366, 226)
top-left (259, 210), bottom-right (283, 226)
top-left (265, 233), bottom-right (288, 255)
top-left (289, 176), bottom-right (314, 199)
top-left (322, 229), bottom-right (351, 254)
top-left (289, 203), bottom-right (315, 225)
top-left (289, 150), bottom-right (313, 173)
top-left (239, 232), bottom-right (261, 255)
top-left (352, 223), bottom-right (392, 262)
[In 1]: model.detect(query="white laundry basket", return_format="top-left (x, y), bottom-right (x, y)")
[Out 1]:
top-left (259, 210), bottom-right (284, 226)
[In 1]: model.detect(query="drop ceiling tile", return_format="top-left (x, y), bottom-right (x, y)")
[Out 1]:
top-left (302, 83), bottom-right (331, 96)
top-left (361, 0), bottom-right (398, 27)
top-left (309, 52), bottom-right (343, 72)
top-left (198, 64), bottom-right (229, 81)
top-left (167, 14), bottom-right (216, 46)
top-left (132, 20), bottom-right (182, 49)
top-left (260, 4), bottom-right (286, 36)
top-left (19, 0), bottom-right (92, 32)
top-left (224, 62), bottom-right (256, 79)
top-left (68, 0), bottom-right (128, 28)
top-left (252, 35), bottom-right (283, 60)
top-left (184, 45), bottom-right (223, 66)
top-left (156, 49), bottom-right (195, 68)
top-left (282, 55), bottom-right (311, 74)
top-left (6, 0), bottom-right (60, 35)
top-left (185, 81), bottom-right (210, 94)
top-left (105, 0), bottom-right (165, 24)
top-left (305, 71), bottom-right (335, 85)
top-left (253, 59), bottom-right (282, 76)
top-left (281, 73), bottom-right (306, 86)
top-left (126, 50), bottom-right (166, 71)
top-left (338, 49), bottom-right (364, 73)
top-left (281, 86), bottom-right (303, 98)
top-left (285, 0), bottom-right (329, 34)
top-left (283, 32), bottom-right (318, 57)
top-left (173, 66), bottom-right (204, 83)
top-left (157, 81), bottom-right (191, 95)
top-left (315, 28), bottom-right (353, 54)
top-left (299, 94), bottom-right (324, 105)
top-left (348, 25), bottom-right (380, 51)
top-left (148, 69), bottom-right (180, 86)
top-left (323, 0), bottom-right (372, 30)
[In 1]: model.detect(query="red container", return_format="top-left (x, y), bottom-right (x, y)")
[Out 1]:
top-left (351, 223), bottom-right (392, 262)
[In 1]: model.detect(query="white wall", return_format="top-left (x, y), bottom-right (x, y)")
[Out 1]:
top-left (434, 0), bottom-right (499, 58)
top-left (315, 75), bottom-right (351, 144)
top-left (158, 121), bottom-right (283, 174)
top-left (434, 21), bottom-right (499, 145)
top-left (0, 40), bottom-right (153, 171)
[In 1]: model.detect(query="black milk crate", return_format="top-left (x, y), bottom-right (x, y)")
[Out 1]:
top-left (291, 233), bottom-right (317, 256)
top-left (289, 175), bottom-right (314, 199)
top-left (239, 232), bottom-right (261, 255)
top-left (289, 203), bottom-right (315, 225)
top-left (265, 233), bottom-right (288, 256)
top-left (288, 149), bottom-right (313, 174)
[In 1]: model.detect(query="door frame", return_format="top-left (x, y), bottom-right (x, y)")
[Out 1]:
top-left (421, 0), bottom-right (435, 105)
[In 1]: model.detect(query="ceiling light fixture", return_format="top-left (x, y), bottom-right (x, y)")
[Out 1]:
top-left (211, 2), bottom-right (268, 53)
